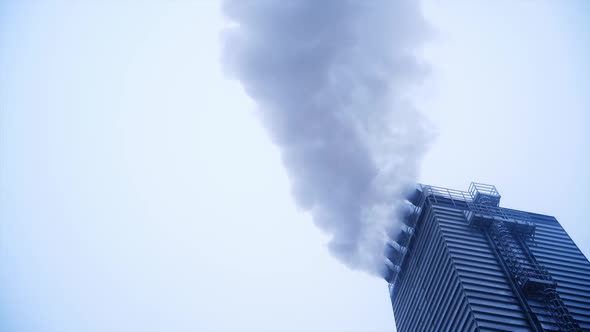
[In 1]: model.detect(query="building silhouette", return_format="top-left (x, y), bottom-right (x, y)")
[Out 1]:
top-left (383, 183), bottom-right (590, 331)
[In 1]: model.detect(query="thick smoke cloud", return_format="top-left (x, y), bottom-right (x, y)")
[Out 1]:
top-left (221, 0), bottom-right (431, 276)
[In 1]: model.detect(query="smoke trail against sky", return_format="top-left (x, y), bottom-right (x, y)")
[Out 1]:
top-left (221, 0), bottom-right (431, 276)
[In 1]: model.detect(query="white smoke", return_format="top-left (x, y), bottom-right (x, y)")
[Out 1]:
top-left (221, 0), bottom-right (431, 276)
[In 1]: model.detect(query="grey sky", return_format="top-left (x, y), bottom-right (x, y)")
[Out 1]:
top-left (1, 1), bottom-right (588, 332)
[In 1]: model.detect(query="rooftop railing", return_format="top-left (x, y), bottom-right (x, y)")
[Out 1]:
top-left (421, 185), bottom-right (473, 203)
top-left (469, 182), bottom-right (500, 197)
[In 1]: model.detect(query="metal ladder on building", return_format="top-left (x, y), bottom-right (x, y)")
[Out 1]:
top-left (543, 283), bottom-right (582, 331)
top-left (488, 220), bottom-right (582, 331)
top-left (489, 220), bottom-right (531, 287)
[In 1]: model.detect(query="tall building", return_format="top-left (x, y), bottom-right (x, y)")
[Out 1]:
top-left (383, 183), bottom-right (590, 331)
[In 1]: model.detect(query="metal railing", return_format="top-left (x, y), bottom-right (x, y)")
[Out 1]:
top-left (469, 182), bottom-right (501, 206)
top-left (419, 184), bottom-right (534, 234)
top-left (467, 202), bottom-right (533, 224)
top-left (469, 182), bottom-right (500, 198)
top-left (421, 185), bottom-right (473, 208)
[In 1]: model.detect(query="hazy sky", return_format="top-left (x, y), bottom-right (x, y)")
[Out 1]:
top-left (1, 1), bottom-right (588, 332)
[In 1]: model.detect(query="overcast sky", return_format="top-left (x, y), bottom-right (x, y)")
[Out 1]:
top-left (1, 1), bottom-right (589, 332)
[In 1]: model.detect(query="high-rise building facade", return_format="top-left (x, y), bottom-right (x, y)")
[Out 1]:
top-left (383, 183), bottom-right (590, 331)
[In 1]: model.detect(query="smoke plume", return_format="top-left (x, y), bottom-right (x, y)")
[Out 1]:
top-left (221, 0), bottom-right (431, 276)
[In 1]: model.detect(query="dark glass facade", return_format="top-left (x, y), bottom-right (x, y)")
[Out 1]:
top-left (384, 183), bottom-right (590, 331)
